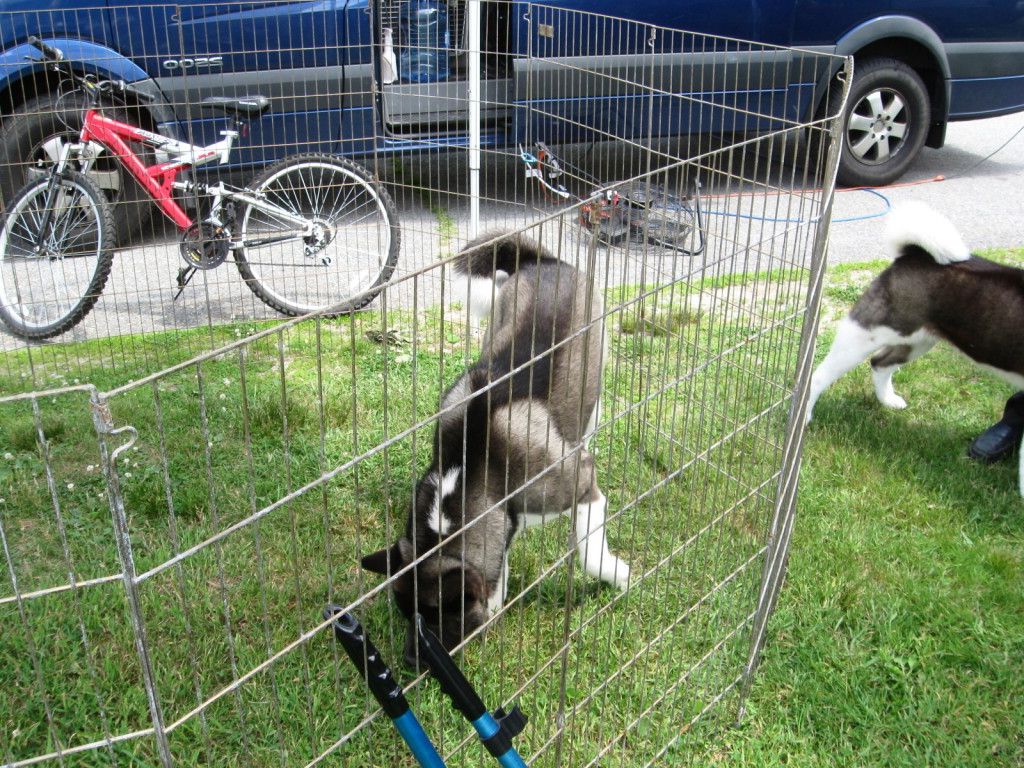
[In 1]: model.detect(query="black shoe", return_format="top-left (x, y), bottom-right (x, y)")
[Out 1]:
top-left (967, 421), bottom-right (1024, 464)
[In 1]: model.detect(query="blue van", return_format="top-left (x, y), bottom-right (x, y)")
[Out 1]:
top-left (0, 0), bottom-right (1022, 239)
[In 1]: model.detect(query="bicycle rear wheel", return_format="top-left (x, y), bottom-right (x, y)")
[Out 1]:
top-left (0, 170), bottom-right (115, 340)
top-left (235, 154), bottom-right (400, 316)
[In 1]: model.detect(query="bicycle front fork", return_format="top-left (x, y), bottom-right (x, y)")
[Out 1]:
top-left (31, 140), bottom-right (86, 253)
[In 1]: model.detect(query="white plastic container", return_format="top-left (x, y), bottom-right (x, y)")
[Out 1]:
top-left (381, 27), bottom-right (398, 84)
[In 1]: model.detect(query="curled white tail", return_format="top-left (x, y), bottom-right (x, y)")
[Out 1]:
top-left (885, 201), bottom-right (970, 265)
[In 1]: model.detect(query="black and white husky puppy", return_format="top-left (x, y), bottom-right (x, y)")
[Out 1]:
top-left (806, 202), bottom-right (1024, 495)
top-left (361, 232), bottom-right (630, 665)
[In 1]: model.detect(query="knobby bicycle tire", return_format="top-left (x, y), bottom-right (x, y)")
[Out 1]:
top-left (0, 170), bottom-right (115, 340)
top-left (234, 154), bottom-right (400, 317)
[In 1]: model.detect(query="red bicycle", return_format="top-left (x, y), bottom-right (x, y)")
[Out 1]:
top-left (0, 37), bottom-right (400, 340)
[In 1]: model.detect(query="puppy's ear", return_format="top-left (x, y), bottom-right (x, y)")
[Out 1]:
top-left (360, 543), bottom-right (404, 576)
top-left (439, 566), bottom-right (487, 607)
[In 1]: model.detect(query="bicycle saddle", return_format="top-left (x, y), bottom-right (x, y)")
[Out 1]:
top-left (200, 96), bottom-right (271, 119)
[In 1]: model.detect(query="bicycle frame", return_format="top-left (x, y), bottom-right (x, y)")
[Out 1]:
top-left (75, 108), bottom-right (226, 229)
top-left (72, 107), bottom-right (313, 239)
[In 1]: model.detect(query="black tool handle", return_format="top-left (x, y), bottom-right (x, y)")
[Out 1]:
top-left (325, 605), bottom-right (408, 719)
top-left (414, 614), bottom-right (487, 722)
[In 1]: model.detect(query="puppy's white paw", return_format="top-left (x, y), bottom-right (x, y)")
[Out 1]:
top-left (880, 393), bottom-right (907, 410)
top-left (606, 558), bottom-right (631, 592)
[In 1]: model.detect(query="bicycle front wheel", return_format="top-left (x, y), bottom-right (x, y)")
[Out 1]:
top-left (235, 154), bottom-right (400, 316)
top-left (0, 171), bottom-right (115, 340)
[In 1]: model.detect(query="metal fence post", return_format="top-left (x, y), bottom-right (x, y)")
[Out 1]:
top-left (735, 55), bottom-right (854, 723)
top-left (90, 391), bottom-right (175, 766)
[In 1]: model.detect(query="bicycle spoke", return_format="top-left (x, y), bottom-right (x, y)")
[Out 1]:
top-left (234, 156), bottom-right (398, 316)
top-left (0, 173), bottom-right (112, 339)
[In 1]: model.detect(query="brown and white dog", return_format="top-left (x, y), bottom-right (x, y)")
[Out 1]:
top-left (806, 201), bottom-right (1024, 495)
top-left (361, 231), bottom-right (630, 666)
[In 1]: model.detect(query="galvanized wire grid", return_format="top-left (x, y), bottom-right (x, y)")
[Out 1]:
top-left (1, 5), bottom-right (849, 766)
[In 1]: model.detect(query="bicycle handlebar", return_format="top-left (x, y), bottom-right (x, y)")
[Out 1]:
top-left (99, 80), bottom-right (157, 103)
top-left (26, 35), bottom-right (156, 104)
top-left (28, 35), bottom-right (64, 62)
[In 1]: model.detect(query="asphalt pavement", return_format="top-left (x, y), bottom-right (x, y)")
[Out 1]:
top-left (825, 112), bottom-right (1024, 263)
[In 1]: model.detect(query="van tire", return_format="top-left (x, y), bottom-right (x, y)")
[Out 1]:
top-left (832, 57), bottom-right (930, 188)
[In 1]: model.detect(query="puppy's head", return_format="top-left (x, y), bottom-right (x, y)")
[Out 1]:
top-left (362, 463), bottom-right (497, 665)
top-left (360, 539), bottom-right (490, 668)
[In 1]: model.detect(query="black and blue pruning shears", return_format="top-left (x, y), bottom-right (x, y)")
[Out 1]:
top-left (413, 614), bottom-right (529, 768)
top-left (326, 606), bottom-right (528, 768)
top-left (325, 606), bottom-right (445, 767)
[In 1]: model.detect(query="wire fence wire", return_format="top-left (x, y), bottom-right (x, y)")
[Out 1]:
top-left (1, 5), bottom-right (850, 766)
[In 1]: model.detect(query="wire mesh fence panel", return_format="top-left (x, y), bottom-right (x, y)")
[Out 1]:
top-left (2, 4), bottom-right (849, 766)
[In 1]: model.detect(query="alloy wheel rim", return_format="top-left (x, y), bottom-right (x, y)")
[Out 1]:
top-left (846, 87), bottom-right (910, 166)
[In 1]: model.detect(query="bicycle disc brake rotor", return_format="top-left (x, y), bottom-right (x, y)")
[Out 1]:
top-left (179, 222), bottom-right (230, 269)
top-left (619, 183), bottom-right (695, 245)
top-left (303, 218), bottom-right (334, 265)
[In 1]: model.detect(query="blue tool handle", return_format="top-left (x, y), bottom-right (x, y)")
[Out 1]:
top-left (471, 713), bottom-right (530, 768)
top-left (393, 710), bottom-right (447, 768)
top-left (415, 614), bottom-right (529, 763)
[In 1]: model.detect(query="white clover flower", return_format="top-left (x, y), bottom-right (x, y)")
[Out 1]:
top-left (4, 452), bottom-right (12, 460)
top-left (67, 483), bottom-right (75, 491)
top-left (86, 465), bottom-right (95, 472)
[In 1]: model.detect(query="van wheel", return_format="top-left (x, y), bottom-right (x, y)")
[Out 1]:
top-left (0, 93), bottom-right (155, 244)
top-left (831, 57), bottom-right (930, 188)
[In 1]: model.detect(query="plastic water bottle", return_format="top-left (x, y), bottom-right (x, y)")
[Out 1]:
top-left (381, 27), bottom-right (398, 84)
top-left (399, 0), bottom-right (450, 83)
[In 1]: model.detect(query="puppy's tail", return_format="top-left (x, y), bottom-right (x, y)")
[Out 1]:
top-left (455, 230), bottom-right (557, 277)
top-left (885, 201), bottom-right (970, 265)
top-left (451, 231), bottom-right (558, 321)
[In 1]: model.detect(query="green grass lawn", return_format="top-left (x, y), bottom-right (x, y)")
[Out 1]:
top-left (693, 247), bottom-right (1024, 767)
top-left (1, 249), bottom-right (1022, 767)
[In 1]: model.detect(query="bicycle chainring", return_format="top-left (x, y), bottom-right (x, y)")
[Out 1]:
top-left (179, 222), bottom-right (230, 269)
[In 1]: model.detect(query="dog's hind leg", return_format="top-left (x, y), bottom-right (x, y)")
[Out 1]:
top-left (807, 317), bottom-right (888, 422)
top-left (869, 332), bottom-right (937, 410)
top-left (572, 489), bottom-right (630, 591)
